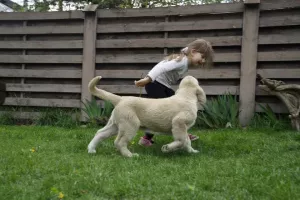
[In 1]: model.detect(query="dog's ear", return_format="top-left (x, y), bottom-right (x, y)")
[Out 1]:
top-left (196, 86), bottom-right (206, 106)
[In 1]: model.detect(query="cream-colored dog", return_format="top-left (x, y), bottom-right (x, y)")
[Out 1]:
top-left (87, 75), bottom-right (206, 157)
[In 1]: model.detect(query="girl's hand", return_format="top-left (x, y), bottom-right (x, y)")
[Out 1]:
top-left (134, 76), bottom-right (152, 87)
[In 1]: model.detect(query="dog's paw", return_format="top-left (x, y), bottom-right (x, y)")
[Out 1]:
top-left (190, 149), bottom-right (199, 153)
top-left (123, 152), bottom-right (139, 158)
top-left (161, 145), bottom-right (170, 153)
top-left (88, 148), bottom-right (96, 154)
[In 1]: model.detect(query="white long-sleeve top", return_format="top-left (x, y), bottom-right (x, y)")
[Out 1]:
top-left (147, 56), bottom-right (188, 88)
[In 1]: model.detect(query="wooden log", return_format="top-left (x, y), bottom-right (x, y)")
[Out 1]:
top-left (239, 2), bottom-right (260, 126)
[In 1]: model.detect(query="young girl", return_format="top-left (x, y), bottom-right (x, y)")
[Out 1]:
top-left (134, 39), bottom-right (214, 146)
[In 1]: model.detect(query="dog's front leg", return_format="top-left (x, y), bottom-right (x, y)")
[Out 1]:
top-left (161, 134), bottom-right (198, 153)
top-left (183, 136), bottom-right (199, 153)
top-left (161, 116), bottom-right (199, 154)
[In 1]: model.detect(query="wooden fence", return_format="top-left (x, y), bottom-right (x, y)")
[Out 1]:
top-left (0, 0), bottom-right (299, 125)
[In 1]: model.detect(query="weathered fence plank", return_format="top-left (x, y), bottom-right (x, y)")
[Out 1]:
top-left (4, 83), bottom-right (286, 96)
top-left (96, 53), bottom-right (241, 63)
top-left (260, 0), bottom-right (300, 11)
top-left (97, 3), bottom-right (244, 18)
top-left (80, 8), bottom-right (98, 121)
top-left (258, 52), bottom-right (300, 61)
top-left (239, 2), bottom-right (260, 126)
top-left (258, 34), bottom-right (300, 45)
top-left (95, 0), bottom-right (299, 18)
top-left (97, 19), bottom-right (243, 33)
top-left (96, 37), bottom-right (242, 48)
top-left (0, 25), bottom-right (84, 35)
top-left (256, 69), bottom-right (300, 79)
top-left (95, 69), bottom-right (240, 79)
top-left (0, 69), bottom-right (82, 78)
top-left (6, 84), bottom-right (81, 93)
top-left (95, 52), bottom-right (300, 63)
top-left (0, 41), bottom-right (83, 49)
top-left (96, 15), bottom-right (300, 34)
top-left (260, 15), bottom-right (300, 27)
top-left (0, 55), bottom-right (82, 64)
top-left (95, 34), bottom-right (300, 49)
top-left (0, 11), bottom-right (84, 20)
top-left (80, 85), bottom-right (239, 95)
top-left (95, 68), bottom-right (300, 79)
top-left (4, 97), bottom-right (80, 108)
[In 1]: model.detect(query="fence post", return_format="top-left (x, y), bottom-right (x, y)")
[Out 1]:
top-left (239, 0), bottom-right (260, 126)
top-left (81, 4), bottom-right (98, 121)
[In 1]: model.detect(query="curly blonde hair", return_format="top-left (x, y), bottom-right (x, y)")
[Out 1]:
top-left (164, 39), bottom-right (214, 67)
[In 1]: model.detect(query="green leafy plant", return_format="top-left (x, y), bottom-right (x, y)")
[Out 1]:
top-left (81, 97), bottom-right (114, 126)
top-left (196, 93), bottom-right (239, 129)
top-left (0, 112), bottom-right (16, 125)
top-left (250, 104), bottom-right (290, 130)
top-left (259, 104), bottom-right (278, 127)
top-left (35, 108), bottom-right (78, 128)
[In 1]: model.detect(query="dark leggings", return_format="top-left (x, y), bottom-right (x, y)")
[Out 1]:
top-left (144, 81), bottom-right (175, 139)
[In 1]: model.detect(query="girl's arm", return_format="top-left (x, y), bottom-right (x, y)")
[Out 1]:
top-left (134, 76), bottom-right (152, 87)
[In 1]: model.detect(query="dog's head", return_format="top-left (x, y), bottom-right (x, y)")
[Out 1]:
top-left (178, 75), bottom-right (207, 106)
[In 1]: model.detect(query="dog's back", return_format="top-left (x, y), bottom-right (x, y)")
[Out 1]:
top-left (112, 95), bottom-right (197, 133)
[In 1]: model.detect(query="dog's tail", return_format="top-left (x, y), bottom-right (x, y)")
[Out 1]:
top-left (88, 76), bottom-right (121, 106)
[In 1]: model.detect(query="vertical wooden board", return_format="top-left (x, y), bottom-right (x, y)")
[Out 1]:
top-left (21, 21), bottom-right (27, 99)
top-left (81, 11), bottom-right (97, 121)
top-left (238, 4), bottom-right (260, 126)
top-left (0, 80), bottom-right (6, 105)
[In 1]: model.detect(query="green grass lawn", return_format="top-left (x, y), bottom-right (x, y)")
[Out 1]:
top-left (0, 125), bottom-right (299, 200)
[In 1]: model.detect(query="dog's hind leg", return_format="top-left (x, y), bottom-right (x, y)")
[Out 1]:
top-left (114, 120), bottom-right (139, 158)
top-left (161, 115), bottom-right (199, 154)
top-left (88, 118), bottom-right (117, 154)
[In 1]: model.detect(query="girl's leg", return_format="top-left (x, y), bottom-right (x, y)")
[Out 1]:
top-left (139, 81), bottom-right (169, 146)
